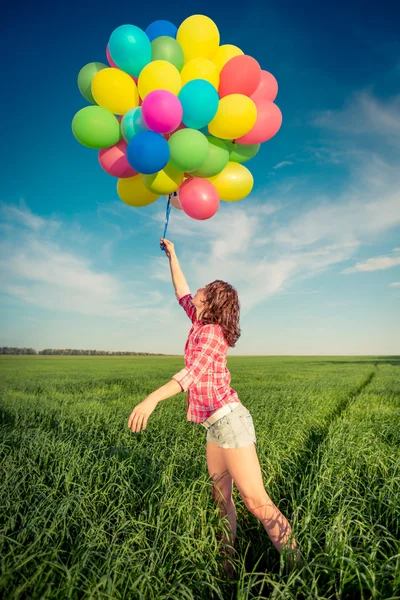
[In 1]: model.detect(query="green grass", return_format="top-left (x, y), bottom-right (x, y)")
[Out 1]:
top-left (0, 355), bottom-right (399, 599)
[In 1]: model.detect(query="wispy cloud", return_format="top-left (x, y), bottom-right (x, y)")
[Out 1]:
top-left (0, 206), bottom-right (175, 324)
top-left (313, 90), bottom-right (400, 148)
top-left (144, 151), bottom-right (400, 315)
top-left (342, 250), bottom-right (400, 274)
top-left (273, 161), bottom-right (293, 169)
top-left (389, 282), bottom-right (400, 287)
top-left (0, 199), bottom-right (60, 231)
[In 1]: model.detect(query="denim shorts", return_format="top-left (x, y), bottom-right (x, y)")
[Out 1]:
top-left (206, 403), bottom-right (257, 449)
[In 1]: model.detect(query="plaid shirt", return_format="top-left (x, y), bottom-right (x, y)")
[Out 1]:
top-left (172, 287), bottom-right (240, 423)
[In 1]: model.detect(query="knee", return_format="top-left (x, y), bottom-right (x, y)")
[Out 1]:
top-left (243, 495), bottom-right (275, 517)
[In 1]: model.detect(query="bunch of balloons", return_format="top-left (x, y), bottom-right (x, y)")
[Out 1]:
top-left (72, 15), bottom-right (281, 223)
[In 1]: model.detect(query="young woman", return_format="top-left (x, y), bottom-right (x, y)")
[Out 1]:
top-left (128, 238), bottom-right (300, 577)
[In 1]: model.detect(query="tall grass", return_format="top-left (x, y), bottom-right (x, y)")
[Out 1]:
top-left (0, 356), bottom-right (399, 599)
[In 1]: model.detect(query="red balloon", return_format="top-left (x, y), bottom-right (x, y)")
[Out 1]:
top-left (106, 44), bottom-right (118, 68)
top-left (178, 178), bottom-right (220, 220)
top-left (236, 101), bottom-right (282, 145)
top-left (251, 70), bottom-right (278, 104)
top-left (219, 55), bottom-right (261, 98)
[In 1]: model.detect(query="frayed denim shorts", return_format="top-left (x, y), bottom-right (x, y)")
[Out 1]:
top-left (205, 403), bottom-right (257, 449)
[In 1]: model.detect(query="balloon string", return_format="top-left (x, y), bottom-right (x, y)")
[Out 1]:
top-left (160, 193), bottom-right (173, 251)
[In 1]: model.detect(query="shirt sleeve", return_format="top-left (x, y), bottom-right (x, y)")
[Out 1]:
top-left (177, 291), bottom-right (197, 323)
top-left (172, 324), bottom-right (221, 392)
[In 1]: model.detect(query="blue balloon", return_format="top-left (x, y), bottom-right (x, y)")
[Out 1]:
top-left (126, 131), bottom-right (170, 174)
top-left (121, 107), bottom-right (149, 142)
top-left (145, 20), bottom-right (177, 41)
top-left (178, 80), bottom-right (219, 130)
top-left (108, 25), bottom-right (151, 77)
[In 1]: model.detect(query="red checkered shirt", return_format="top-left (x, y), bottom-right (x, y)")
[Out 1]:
top-left (172, 287), bottom-right (240, 423)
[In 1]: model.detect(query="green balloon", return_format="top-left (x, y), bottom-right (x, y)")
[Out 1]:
top-left (77, 62), bottom-right (108, 105)
top-left (168, 129), bottom-right (209, 172)
top-left (72, 106), bottom-right (121, 149)
top-left (151, 36), bottom-right (184, 71)
top-left (225, 141), bottom-right (261, 163)
top-left (192, 136), bottom-right (229, 177)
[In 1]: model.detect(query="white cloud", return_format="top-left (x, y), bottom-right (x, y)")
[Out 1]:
top-left (0, 211), bottom-right (175, 324)
top-left (273, 161), bottom-right (293, 169)
top-left (0, 200), bottom-right (59, 231)
top-left (152, 151), bottom-right (400, 315)
top-left (313, 90), bottom-right (400, 147)
top-left (342, 252), bottom-right (400, 274)
top-left (389, 282), bottom-right (400, 287)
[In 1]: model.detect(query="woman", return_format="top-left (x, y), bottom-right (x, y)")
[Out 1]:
top-left (128, 238), bottom-right (300, 577)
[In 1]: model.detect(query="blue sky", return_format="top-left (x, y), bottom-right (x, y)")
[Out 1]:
top-left (1, 0), bottom-right (399, 354)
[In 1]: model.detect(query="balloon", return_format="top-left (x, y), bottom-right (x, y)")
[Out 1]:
top-left (142, 90), bottom-right (182, 134)
top-left (170, 192), bottom-right (183, 210)
top-left (143, 163), bottom-right (184, 194)
top-left (225, 141), bottom-right (260, 163)
top-left (138, 60), bottom-right (182, 100)
top-left (106, 44), bottom-right (118, 68)
top-left (72, 106), bottom-right (121, 149)
top-left (168, 129), bottom-right (209, 172)
top-left (211, 45), bottom-right (243, 72)
top-left (250, 70), bottom-right (278, 104)
top-left (179, 80), bottom-right (219, 129)
top-left (236, 101), bottom-right (282, 144)
top-left (108, 24), bottom-right (152, 77)
top-left (207, 162), bottom-right (253, 201)
top-left (127, 131), bottom-right (170, 174)
top-left (177, 15), bottom-right (220, 62)
top-left (219, 55), bottom-right (261, 98)
top-left (181, 58), bottom-right (219, 90)
top-left (178, 178), bottom-right (219, 220)
top-left (77, 62), bottom-right (108, 104)
top-left (192, 136), bottom-right (229, 177)
top-left (91, 68), bottom-right (139, 115)
top-left (98, 139), bottom-right (137, 178)
top-left (151, 36), bottom-right (184, 71)
top-left (117, 174), bottom-right (159, 207)
top-left (121, 107), bottom-right (149, 142)
top-left (145, 20), bottom-right (177, 41)
top-left (208, 95), bottom-right (257, 140)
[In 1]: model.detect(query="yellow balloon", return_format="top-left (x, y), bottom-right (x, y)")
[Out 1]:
top-left (117, 175), bottom-right (159, 207)
top-left (181, 57), bottom-right (219, 90)
top-left (143, 163), bottom-right (184, 195)
top-left (91, 68), bottom-right (139, 115)
top-left (207, 162), bottom-right (253, 201)
top-left (177, 15), bottom-right (220, 62)
top-left (211, 45), bottom-right (244, 72)
top-left (138, 60), bottom-right (182, 99)
top-left (208, 95), bottom-right (257, 140)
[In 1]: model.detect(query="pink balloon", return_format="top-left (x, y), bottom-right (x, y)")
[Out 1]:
top-left (178, 178), bottom-right (219, 220)
top-left (142, 90), bottom-right (183, 134)
top-left (98, 139), bottom-right (137, 178)
top-left (106, 44), bottom-right (118, 68)
top-left (219, 55), bottom-right (261, 98)
top-left (236, 101), bottom-right (282, 145)
top-left (250, 70), bottom-right (278, 104)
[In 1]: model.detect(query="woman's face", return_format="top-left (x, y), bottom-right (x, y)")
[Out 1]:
top-left (192, 286), bottom-right (206, 308)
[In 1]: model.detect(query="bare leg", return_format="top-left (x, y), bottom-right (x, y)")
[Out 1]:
top-left (221, 443), bottom-right (301, 567)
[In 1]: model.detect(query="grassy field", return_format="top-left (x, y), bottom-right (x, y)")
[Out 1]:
top-left (0, 355), bottom-right (399, 599)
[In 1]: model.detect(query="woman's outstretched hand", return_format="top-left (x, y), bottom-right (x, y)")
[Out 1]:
top-left (128, 397), bottom-right (158, 433)
top-left (160, 238), bottom-right (175, 259)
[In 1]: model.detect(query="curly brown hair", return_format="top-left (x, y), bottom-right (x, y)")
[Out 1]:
top-left (198, 280), bottom-right (241, 348)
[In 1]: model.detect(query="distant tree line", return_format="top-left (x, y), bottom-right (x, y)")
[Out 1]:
top-left (0, 347), bottom-right (166, 356)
